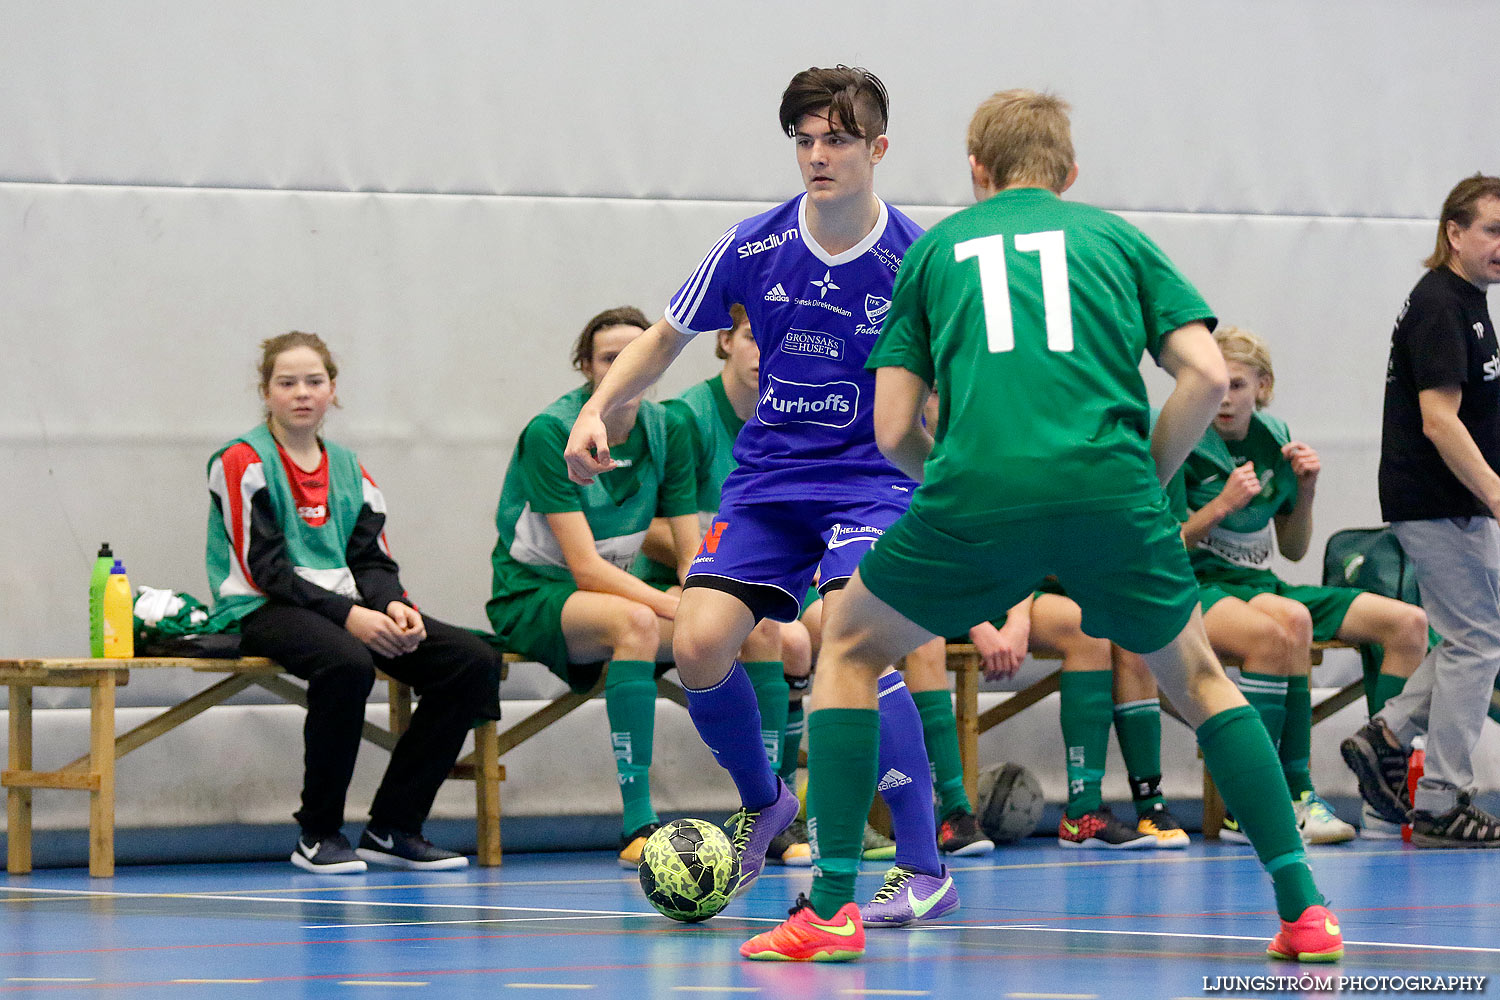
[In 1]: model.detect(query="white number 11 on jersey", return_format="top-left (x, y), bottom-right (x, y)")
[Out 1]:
top-left (953, 230), bottom-right (1074, 353)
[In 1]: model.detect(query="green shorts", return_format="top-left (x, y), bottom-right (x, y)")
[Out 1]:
top-left (1194, 563), bottom-right (1361, 642)
top-left (488, 580), bottom-right (592, 689)
top-left (1197, 583), bottom-right (1235, 615)
top-left (860, 496), bottom-right (1199, 655)
top-left (490, 580), bottom-right (676, 694)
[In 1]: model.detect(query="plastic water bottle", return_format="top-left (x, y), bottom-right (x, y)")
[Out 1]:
top-left (101, 559), bottom-right (134, 659)
top-left (88, 543), bottom-right (115, 657)
top-left (1403, 735), bottom-right (1426, 843)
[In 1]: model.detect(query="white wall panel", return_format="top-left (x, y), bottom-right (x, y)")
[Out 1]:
top-left (6, 181), bottom-right (1487, 660)
top-left (3, 1), bottom-right (1495, 215)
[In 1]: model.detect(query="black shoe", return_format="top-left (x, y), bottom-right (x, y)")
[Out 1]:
top-left (1411, 792), bottom-right (1500, 848)
top-left (291, 832), bottom-right (367, 874)
top-left (1339, 719), bottom-right (1410, 825)
top-left (1057, 807), bottom-right (1154, 849)
top-left (357, 827), bottom-right (469, 870)
top-left (767, 817), bottom-right (812, 867)
top-left (619, 822), bottom-right (661, 869)
top-left (938, 809), bottom-right (995, 856)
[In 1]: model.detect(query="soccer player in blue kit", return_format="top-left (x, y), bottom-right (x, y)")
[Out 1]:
top-left (565, 66), bottom-right (961, 923)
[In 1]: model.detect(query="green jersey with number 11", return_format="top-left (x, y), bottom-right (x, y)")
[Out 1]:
top-left (870, 187), bottom-right (1215, 529)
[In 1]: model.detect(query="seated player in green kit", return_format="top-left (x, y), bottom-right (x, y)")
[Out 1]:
top-left (1179, 325), bottom-right (1428, 841)
top-left (742, 89), bottom-right (1342, 964)
top-left (486, 307), bottom-right (702, 867)
top-left (1027, 588), bottom-right (1186, 848)
top-left (633, 304), bottom-right (814, 865)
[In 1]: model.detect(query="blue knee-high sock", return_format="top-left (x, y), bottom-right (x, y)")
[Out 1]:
top-left (878, 672), bottom-right (942, 877)
top-left (684, 661), bottom-right (779, 810)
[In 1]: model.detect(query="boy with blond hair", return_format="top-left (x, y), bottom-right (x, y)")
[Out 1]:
top-left (741, 89), bottom-right (1342, 964)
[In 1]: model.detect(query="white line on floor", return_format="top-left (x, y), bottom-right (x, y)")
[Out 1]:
top-left (949, 923), bottom-right (1500, 953)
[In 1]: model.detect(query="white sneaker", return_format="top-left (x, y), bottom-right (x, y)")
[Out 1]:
top-left (1295, 791), bottom-right (1356, 844)
top-left (1359, 802), bottom-right (1403, 840)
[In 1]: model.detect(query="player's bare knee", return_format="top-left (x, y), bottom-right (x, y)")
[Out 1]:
top-left (1390, 603), bottom-right (1429, 656)
top-left (781, 625), bottom-right (812, 680)
top-left (613, 603), bottom-right (661, 660)
top-left (740, 618), bottom-right (782, 662)
top-left (1267, 620), bottom-right (1303, 673)
top-left (1285, 603), bottom-right (1314, 648)
top-left (672, 621), bottom-right (738, 675)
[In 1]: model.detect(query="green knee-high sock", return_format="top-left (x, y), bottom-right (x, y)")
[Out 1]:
top-left (779, 699), bottom-right (805, 784)
top-left (743, 661), bottom-right (789, 772)
top-left (1281, 675), bottom-right (1313, 798)
top-left (1370, 672), bottom-right (1407, 716)
top-left (807, 709), bottom-right (881, 920)
top-left (1237, 670), bottom-right (1289, 752)
top-left (605, 660), bottom-right (658, 837)
top-left (1113, 698), bottom-right (1165, 816)
top-left (1198, 706), bottom-right (1322, 922)
top-left (912, 689), bottom-right (971, 818)
top-left (1060, 670), bottom-right (1113, 818)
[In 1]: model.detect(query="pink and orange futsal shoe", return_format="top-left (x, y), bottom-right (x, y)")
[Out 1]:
top-left (1266, 904), bottom-right (1344, 963)
top-left (740, 894), bottom-right (865, 962)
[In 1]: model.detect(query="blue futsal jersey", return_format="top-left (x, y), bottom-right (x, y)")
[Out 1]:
top-left (665, 194), bottom-right (923, 506)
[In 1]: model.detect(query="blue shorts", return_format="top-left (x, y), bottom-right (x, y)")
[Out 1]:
top-left (685, 495), bottom-right (907, 623)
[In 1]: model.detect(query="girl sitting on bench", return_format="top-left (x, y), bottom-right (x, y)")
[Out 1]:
top-left (207, 331), bottom-right (497, 874)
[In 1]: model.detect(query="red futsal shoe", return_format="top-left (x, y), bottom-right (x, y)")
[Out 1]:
top-left (740, 894), bottom-right (865, 962)
top-left (1266, 904), bottom-right (1344, 963)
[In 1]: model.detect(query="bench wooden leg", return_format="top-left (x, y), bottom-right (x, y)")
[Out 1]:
top-left (1201, 752), bottom-right (1225, 840)
top-left (89, 673), bottom-right (116, 877)
top-left (7, 685), bottom-right (33, 874)
top-left (388, 679), bottom-right (413, 734)
top-left (951, 657), bottom-right (980, 807)
top-left (473, 721), bottom-right (502, 866)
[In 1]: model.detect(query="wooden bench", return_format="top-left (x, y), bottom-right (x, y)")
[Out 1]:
top-left (1, 654), bottom-right (701, 877)
top-left (0, 655), bottom-right (523, 877)
top-left (939, 639), bottom-right (1363, 834)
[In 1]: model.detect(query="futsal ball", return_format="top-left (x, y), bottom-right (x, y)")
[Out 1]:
top-left (638, 818), bottom-right (741, 922)
top-left (975, 762), bottom-right (1045, 843)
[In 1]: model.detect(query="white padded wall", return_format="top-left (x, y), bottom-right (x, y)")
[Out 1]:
top-left (4, 2), bottom-right (1495, 212)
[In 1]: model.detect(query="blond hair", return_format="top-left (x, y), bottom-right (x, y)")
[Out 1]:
top-left (966, 89), bottom-right (1073, 191)
top-left (1215, 326), bottom-right (1274, 408)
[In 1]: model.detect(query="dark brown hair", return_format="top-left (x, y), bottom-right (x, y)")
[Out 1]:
top-left (715, 303), bottom-right (749, 360)
top-left (571, 306), bottom-right (650, 373)
top-left (779, 65), bottom-right (889, 140)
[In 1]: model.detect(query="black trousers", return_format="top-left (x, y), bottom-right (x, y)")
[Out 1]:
top-left (240, 603), bottom-right (498, 837)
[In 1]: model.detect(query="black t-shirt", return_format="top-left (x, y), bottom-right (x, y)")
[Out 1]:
top-left (1378, 266), bottom-right (1500, 520)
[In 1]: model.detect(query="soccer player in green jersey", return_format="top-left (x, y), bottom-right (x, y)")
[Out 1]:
top-left (1180, 325), bottom-right (1428, 841)
top-left (742, 89), bottom-right (1342, 964)
top-left (487, 307), bottom-right (702, 867)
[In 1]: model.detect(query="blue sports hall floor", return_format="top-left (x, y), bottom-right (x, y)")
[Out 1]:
top-left (2, 838), bottom-right (1495, 999)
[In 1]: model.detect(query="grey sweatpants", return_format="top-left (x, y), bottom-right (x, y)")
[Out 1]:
top-left (1379, 517), bottom-right (1500, 814)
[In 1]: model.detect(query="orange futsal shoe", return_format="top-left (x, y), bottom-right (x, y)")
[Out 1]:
top-left (740, 894), bottom-right (865, 962)
top-left (1266, 904), bottom-right (1344, 963)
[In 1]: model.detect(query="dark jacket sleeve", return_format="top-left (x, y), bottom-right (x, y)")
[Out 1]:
top-left (345, 497), bottom-right (410, 612)
top-left (244, 488), bottom-right (359, 625)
